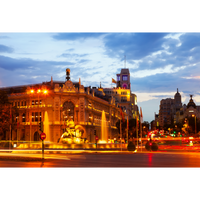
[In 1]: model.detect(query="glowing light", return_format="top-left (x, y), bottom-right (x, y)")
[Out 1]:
top-left (43, 90), bottom-right (48, 94)
top-left (37, 89), bottom-right (41, 93)
top-left (30, 89), bottom-right (34, 93)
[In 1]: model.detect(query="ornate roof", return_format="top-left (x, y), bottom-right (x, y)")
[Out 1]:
top-left (187, 95), bottom-right (196, 108)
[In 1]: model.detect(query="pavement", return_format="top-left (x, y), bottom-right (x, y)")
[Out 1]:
top-left (0, 144), bottom-right (200, 162)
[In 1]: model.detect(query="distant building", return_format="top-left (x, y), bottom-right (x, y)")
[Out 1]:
top-left (158, 89), bottom-right (200, 129)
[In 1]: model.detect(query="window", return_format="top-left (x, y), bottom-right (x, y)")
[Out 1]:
top-left (32, 112), bottom-right (41, 122)
top-left (22, 113), bottom-right (26, 122)
top-left (121, 96), bottom-right (127, 102)
top-left (122, 75), bottom-right (128, 81)
top-left (121, 92), bottom-right (127, 95)
top-left (117, 75), bottom-right (120, 81)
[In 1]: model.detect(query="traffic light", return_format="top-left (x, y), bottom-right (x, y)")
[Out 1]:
top-left (39, 122), bottom-right (43, 132)
top-left (94, 130), bottom-right (96, 135)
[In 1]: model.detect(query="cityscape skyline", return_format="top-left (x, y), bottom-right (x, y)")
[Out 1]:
top-left (1, 32), bottom-right (200, 122)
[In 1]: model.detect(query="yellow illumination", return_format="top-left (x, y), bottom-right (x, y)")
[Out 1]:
top-left (30, 89), bottom-right (34, 93)
top-left (43, 90), bottom-right (48, 94)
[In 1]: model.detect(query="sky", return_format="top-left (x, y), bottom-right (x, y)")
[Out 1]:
top-left (1, 32), bottom-right (200, 122)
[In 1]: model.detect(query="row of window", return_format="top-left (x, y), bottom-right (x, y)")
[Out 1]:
top-left (13, 101), bottom-right (27, 107)
top-left (12, 100), bottom-right (42, 107)
top-left (15, 112), bottom-right (41, 123)
top-left (117, 75), bottom-right (128, 81)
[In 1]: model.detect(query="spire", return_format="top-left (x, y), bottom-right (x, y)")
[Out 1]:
top-left (100, 82), bottom-right (102, 88)
top-left (177, 88), bottom-right (178, 92)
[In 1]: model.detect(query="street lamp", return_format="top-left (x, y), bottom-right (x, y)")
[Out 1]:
top-left (192, 114), bottom-right (197, 135)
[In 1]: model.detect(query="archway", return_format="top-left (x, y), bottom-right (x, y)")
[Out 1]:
top-left (34, 131), bottom-right (40, 141)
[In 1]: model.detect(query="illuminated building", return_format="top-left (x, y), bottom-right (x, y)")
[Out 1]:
top-left (100, 68), bottom-right (138, 119)
top-left (1, 68), bottom-right (123, 143)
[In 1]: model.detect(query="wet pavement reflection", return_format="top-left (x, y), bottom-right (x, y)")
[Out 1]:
top-left (1, 152), bottom-right (200, 167)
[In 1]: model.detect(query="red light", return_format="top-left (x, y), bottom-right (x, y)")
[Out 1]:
top-left (150, 143), bottom-right (152, 146)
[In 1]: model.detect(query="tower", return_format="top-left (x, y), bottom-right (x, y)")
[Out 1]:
top-left (174, 88), bottom-right (182, 110)
top-left (66, 68), bottom-right (70, 81)
top-left (116, 68), bottom-right (130, 89)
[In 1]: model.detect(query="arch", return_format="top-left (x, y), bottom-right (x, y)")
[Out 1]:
top-left (34, 131), bottom-right (40, 141)
top-left (122, 83), bottom-right (128, 89)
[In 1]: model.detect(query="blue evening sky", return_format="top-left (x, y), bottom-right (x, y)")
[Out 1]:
top-left (1, 1), bottom-right (200, 123)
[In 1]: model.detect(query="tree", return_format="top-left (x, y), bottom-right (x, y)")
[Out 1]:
top-left (0, 90), bottom-right (19, 139)
top-left (116, 118), bottom-right (142, 140)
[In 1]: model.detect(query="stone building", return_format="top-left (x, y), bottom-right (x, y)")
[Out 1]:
top-left (159, 89), bottom-right (182, 128)
top-left (1, 68), bottom-right (124, 143)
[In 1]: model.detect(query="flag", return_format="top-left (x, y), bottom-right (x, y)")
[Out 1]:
top-left (140, 107), bottom-right (143, 123)
top-left (120, 107), bottom-right (124, 122)
top-left (112, 78), bottom-right (117, 84)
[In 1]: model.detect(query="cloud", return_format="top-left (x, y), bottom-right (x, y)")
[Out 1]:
top-left (52, 33), bottom-right (106, 41)
top-left (0, 36), bottom-right (10, 39)
top-left (0, 55), bottom-right (74, 71)
top-left (103, 33), bottom-right (168, 60)
top-left (0, 44), bottom-right (14, 53)
top-left (59, 53), bottom-right (88, 58)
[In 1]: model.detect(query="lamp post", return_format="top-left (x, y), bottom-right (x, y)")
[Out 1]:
top-left (29, 88), bottom-right (48, 143)
top-left (192, 114), bottom-right (197, 135)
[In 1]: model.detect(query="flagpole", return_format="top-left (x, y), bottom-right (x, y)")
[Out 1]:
top-left (127, 115), bottom-right (128, 147)
top-left (120, 118), bottom-right (122, 152)
top-left (136, 116), bottom-right (138, 150)
top-left (140, 117), bottom-right (142, 152)
top-left (140, 107), bottom-right (143, 152)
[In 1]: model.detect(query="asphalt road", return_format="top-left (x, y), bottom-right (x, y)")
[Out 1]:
top-left (1, 152), bottom-right (200, 167)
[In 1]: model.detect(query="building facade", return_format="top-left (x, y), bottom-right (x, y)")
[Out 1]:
top-left (2, 69), bottom-right (124, 143)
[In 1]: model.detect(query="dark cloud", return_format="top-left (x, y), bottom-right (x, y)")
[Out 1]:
top-left (0, 44), bottom-right (14, 53)
top-left (52, 33), bottom-right (106, 41)
top-left (0, 55), bottom-right (74, 71)
top-left (103, 33), bottom-right (168, 60)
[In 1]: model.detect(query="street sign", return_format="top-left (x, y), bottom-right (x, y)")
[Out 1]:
top-left (40, 132), bottom-right (46, 140)
top-left (95, 136), bottom-right (98, 140)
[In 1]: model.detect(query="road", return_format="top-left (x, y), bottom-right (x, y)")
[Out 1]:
top-left (1, 151), bottom-right (200, 167)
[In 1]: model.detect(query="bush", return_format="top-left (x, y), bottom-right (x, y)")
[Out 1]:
top-left (151, 142), bottom-right (158, 151)
top-left (145, 141), bottom-right (151, 151)
top-left (127, 141), bottom-right (136, 151)
top-left (145, 141), bottom-right (158, 151)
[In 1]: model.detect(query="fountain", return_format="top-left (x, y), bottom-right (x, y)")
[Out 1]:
top-left (43, 111), bottom-right (50, 142)
top-left (100, 110), bottom-right (108, 143)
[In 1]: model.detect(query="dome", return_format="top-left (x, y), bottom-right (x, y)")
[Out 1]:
top-left (187, 95), bottom-right (196, 108)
